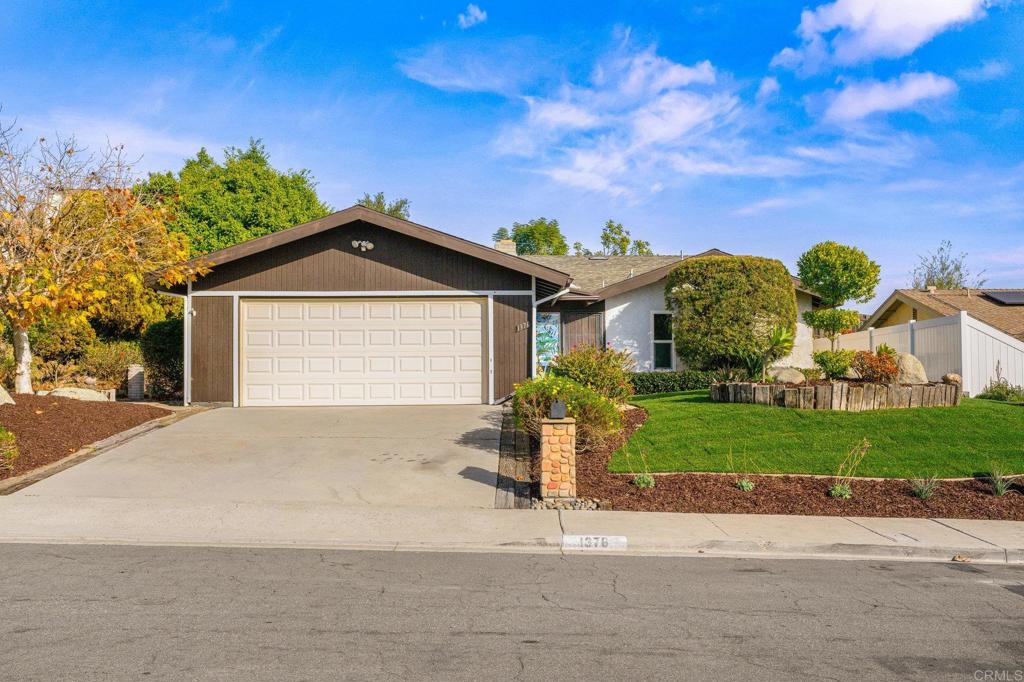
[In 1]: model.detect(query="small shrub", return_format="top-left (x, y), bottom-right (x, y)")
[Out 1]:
top-left (27, 316), bottom-right (96, 363)
top-left (512, 375), bottom-right (622, 451)
top-left (851, 350), bottom-right (899, 383)
top-left (829, 438), bottom-right (870, 499)
top-left (978, 380), bottom-right (1024, 403)
top-left (909, 476), bottom-right (939, 500)
top-left (0, 346), bottom-right (14, 390)
top-left (987, 466), bottom-right (1013, 497)
top-left (141, 317), bottom-right (184, 398)
top-left (736, 478), bottom-right (755, 492)
top-left (0, 429), bottom-right (17, 472)
top-left (79, 340), bottom-right (144, 387)
top-left (813, 349), bottom-right (856, 380)
top-left (631, 473), bottom-right (655, 489)
top-left (549, 344), bottom-right (635, 403)
top-left (799, 367), bottom-right (823, 382)
top-left (629, 369), bottom-right (718, 394)
top-left (828, 483), bottom-right (853, 499)
top-left (33, 359), bottom-right (77, 387)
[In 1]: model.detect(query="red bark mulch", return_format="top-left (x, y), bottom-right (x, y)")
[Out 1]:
top-left (0, 394), bottom-right (170, 480)
top-left (575, 407), bottom-right (1024, 520)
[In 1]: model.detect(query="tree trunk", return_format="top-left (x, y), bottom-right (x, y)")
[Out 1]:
top-left (12, 325), bottom-right (33, 394)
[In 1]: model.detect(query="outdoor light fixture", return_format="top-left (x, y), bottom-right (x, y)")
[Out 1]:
top-left (351, 240), bottom-right (375, 252)
top-left (550, 400), bottom-right (567, 419)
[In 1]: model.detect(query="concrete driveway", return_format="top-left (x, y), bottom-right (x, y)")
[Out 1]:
top-left (15, 405), bottom-right (503, 509)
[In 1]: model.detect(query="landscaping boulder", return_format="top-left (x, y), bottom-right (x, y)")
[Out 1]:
top-left (0, 385), bottom-right (14, 406)
top-left (769, 367), bottom-right (805, 385)
top-left (942, 373), bottom-right (962, 385)
top-left (49, 387), bottom-right (111, 402)
top-left (896, 353), bottom-right (929, 384)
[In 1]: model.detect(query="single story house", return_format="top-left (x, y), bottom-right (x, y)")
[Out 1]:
top-left (864, 287), bottom-right (1024, 342)
top-left (519, 248), bottom-right (820, 371)
top-left (159, 206), bottom-right (819, 407)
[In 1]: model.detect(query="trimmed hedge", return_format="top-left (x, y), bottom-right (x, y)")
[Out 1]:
top-left (664, 255), bottom-right (797, 370)
top-left (629, 370), bottom-right (719, 395)
top-left (549, 344), bottom-right (635, 403)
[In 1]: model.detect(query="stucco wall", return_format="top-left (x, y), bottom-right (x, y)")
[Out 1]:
top-left (880, 300), bottom-right (941, 326)
top-left (605, 281), bottom-right (672, 371)
top-left (777, 291), bottom-right (816, 369)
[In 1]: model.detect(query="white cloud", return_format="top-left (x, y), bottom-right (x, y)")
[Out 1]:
top-left (732, 196), bottom-right (805, 217)
top-left (457, 4), bottom-right (487, 29)
top-left (756, 76), bottom-right (780, 102)
top-left (398, 39), bottom-right (546, 95)
top-left (773, 0), bottom-right (992, 74)
top-left (823, 72), bottom-right (957, 123)
top-left (956, 58), bottom-right (1011, 82)
top-left (37, 111), bottom-right (217, 174)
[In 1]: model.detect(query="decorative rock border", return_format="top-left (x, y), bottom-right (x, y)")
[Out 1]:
top-left (710, 381), bottom-right (962, 411)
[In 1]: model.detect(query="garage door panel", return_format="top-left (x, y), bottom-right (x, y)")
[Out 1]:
top-left (241, 298), bottom-right (485, 406)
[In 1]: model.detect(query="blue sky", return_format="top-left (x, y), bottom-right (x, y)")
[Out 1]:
top-left (3, 0), bottom-right (1023, 308)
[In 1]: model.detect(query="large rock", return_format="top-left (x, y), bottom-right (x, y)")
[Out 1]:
top-left (769, 367), bottom-right (805, 385)
top-left (942, 373), bottom-right (962, 385)
top-left (0, 385), bottom-right (14, 406)
top-left (49, 387), bottom-right (111, 402)
top-left (896, 353), bottom-right (929, 385)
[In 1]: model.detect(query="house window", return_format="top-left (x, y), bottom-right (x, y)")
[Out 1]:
top-left (652, 313), bottom-right (674, 370)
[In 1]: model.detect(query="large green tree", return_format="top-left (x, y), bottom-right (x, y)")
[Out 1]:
top-left (357, 192), bottom-right (411, 220)
top-left (797, 241), bottom-right (880, 350)
top-left (493, 218), bottom-right (568, 255)
top-left (136, 140), bottom-right (330, 255)
top-left (664, 256), bottom-right (797, 370)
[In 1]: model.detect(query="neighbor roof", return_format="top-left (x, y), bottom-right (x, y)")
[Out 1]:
top-left (521, 249), bottom-right (819, 301)
top-left (865, 288), bottom-right (1024, 341)
top-left (162, 205), bottom-right (572, 291)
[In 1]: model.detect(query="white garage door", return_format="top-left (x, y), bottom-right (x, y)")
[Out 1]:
top-left (240, 298), bottom-right (485, 406)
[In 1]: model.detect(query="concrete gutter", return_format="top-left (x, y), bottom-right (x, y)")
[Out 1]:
top-left (0, 497), bottom-right (1021, 564)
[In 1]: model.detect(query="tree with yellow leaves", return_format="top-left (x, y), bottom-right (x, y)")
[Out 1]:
top-left (0, 121), bottom-right (207, 393)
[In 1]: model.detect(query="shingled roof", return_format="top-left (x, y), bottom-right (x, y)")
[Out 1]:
top-left (521, 249), bottom-right (817, 301)
top-left (866, 288), bottom-right (1024, 341)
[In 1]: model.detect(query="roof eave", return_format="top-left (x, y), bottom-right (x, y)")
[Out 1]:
top-left (159, 205), bottom-right (572, 290)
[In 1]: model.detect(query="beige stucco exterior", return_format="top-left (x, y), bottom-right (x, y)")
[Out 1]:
top-left (877, 300), bottom-right (941, 326)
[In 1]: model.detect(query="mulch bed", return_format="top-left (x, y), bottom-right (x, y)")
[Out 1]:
top-left (574, 407), bottom-right (1024, 520)
top-left (0, 394), bottom-right (170, 480)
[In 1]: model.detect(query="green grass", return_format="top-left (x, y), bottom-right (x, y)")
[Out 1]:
top-left (611, 390), bottom-right (1024, 479)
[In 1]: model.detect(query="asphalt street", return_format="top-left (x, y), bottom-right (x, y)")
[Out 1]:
top-left (2, 544), bottom-right (1023, 681)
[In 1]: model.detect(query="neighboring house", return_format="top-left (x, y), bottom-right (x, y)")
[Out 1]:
top-left (519, 248), bottom-right (821, 371)
top-left (158, 206), bottom-right (820, 407)
top-left (830, 287), bottom-right (1024, 396)
top-left (864, 287), bottom-right (1024, 342)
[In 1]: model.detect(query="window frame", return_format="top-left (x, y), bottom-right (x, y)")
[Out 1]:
top-left (651, 310), bottom-right (675, 371)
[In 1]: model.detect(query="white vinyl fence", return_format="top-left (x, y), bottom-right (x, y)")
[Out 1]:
top-left (811, 311), bottom-right (1024, 396)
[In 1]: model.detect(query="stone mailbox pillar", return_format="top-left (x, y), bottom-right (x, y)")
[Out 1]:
top-left (540, 417), bottom-right (576, 499)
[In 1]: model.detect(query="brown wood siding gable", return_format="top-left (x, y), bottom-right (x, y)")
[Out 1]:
top-left (190, 296), bottom-right (234, 403)
top-left (195, 221), bottom-right (532, 293)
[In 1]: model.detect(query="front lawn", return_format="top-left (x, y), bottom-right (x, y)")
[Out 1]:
top-left (611, 390), bottom-right (1024, 479)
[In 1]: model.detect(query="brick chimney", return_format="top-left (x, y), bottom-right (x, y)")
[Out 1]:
top-left (495, 239), bottom-right (517, 255)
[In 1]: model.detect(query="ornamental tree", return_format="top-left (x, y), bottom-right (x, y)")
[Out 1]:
top-left (664, 255), bottom-right (797, 370)
top-left (0, 124), bottom-right (207, 393)
top-left (796, 241), bottom-right (880, 350)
